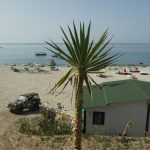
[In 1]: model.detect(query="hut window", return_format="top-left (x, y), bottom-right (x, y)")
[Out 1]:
top-left (93, 112), bottom-right (105, 125)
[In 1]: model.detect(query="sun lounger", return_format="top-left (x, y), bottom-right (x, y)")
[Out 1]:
top-left (140, 71), bottom-right (149, 75)
top-left (24, 67), bottom-right (29, 71)
top-left (95, 73), bottom-right (102, 77)
top-left (51, 66), bottom-right (59, 71)
top-left (130, 70), bottom-right (140, 73)
top-left (117, 71), bottom-right (131, 75)
top-left (12, 68), bottom-right (20, 72)
top-left (130, 67), bottom-right (140, 73)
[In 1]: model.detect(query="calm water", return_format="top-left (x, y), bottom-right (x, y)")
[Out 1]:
top-left (0, 43), bottom-right (150, 65)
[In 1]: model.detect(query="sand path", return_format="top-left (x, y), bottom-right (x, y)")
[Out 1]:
top-left (0, 111), bottom-right (19, 149)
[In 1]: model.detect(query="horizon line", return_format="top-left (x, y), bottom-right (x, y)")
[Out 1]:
top-left (0, 42), bottom-right (150, 44)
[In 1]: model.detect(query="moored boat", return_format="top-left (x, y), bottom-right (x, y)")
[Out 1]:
top-left (51, 53), bottom-right (60, 57)
top-left (48, 59), bottom-right (56, 66)
top-left (35, 52), bottom-right (47, 56)
top-left (34, 63), bottom-right (45, 67)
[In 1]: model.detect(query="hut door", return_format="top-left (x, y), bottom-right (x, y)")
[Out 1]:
top-left (83, 110), bottom-right (86, 133)
top-left (145, 104), bottom-right (150, 134)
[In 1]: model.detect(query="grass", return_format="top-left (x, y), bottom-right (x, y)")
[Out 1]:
top-left (17, 107), bottom-right (72, 136)
top-left (3, 120), bottom-right (150, 150)
top-left (4, 107), bottom-right (149, 149)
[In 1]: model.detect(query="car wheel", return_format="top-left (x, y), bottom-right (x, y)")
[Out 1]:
top-left (9, 108), bottom-right (14, 113)
top-left (16, 107), bottom-right (23, 114)
top-left (32, 104), bottom-right (39, 111)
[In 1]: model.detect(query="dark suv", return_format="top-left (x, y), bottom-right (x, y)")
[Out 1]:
top-left (7, 93), bottom-right (41, 114)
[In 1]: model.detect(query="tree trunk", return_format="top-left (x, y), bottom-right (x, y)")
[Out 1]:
top-left (73, 75), bottom-right (84, 150)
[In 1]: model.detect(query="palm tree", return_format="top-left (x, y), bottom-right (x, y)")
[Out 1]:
top-left (45, 22), bottom-right (119, 150)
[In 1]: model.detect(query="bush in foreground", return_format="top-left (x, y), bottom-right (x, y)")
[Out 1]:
top-left (17, 107), bottom-right (71, 136)
top-left (16, 107), bottom-right (150, 149)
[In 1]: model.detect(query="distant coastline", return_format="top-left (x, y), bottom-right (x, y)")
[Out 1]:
top-left (0, 42), bottom-right (150, 44)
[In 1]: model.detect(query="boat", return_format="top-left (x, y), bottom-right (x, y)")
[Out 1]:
top-left (48, 59), bottom-right (56, 66)
top-left (51, 54), bottom-right (58, 57)
top-left (51, 53), bottom-right (60, 57)
top-left (34, 63), bottom-right (45, 67)
top-left (35, 52), bottom-right (47, 56)
top-left (140, 71), bottom-right (149, 75)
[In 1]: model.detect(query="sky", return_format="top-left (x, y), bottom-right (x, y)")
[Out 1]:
top-left (0, 0), bottom-right (150, 43)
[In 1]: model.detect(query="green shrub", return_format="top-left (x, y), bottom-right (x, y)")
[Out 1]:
top-left (17, 107), bottom-right (71, 136)
top-left (40, 107), bottom-right (56, 124)
top-left (18, 117), bottom-right (41, 135)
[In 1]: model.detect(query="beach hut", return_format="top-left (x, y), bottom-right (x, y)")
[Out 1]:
top-left (83, 79), bottom-right (150, 136)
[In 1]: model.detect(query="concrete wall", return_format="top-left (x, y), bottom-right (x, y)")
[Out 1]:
top-left (86, 101), bottom-right (149, 136)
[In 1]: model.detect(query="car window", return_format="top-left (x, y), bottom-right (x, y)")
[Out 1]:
top-left (18, 96), bottom-right (26, 101)
top-left (34, 95), bottom-right (39, 98)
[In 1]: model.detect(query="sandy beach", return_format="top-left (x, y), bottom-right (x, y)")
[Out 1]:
top-left (0, 65), bottom-right (74, 114)
top-left (0, 65), bottom-right (150, 149)
top-left (0, 65), bottom-right (150, 114)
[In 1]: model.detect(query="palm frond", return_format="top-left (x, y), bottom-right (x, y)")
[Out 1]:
top-left (87, 54), bottom-right (119, 72)
top-left (61, 38), bottom-right (79, 66)
top-left (48, 67), bottom-right (76, 93)
top-left (85, 29), bottom-right (108, 63)
top-left (45, 22), bottom-right (120, 100)
top-left (73, 21), bottom-right (80, 48)
top-left (92, 37), bottom-right (113, 59)
top-left (45, 47), bottom-right (72, 65)
top-left (88, 75), bottom-right (102, 91)
top-left (82, 21), bottom-right (91, 61)
top-left (56, 79), bottom-right (71, 96)
top-left (80, 22), bottom-right (85, 47)
top-left (68, 25), bottom-right (82, 64)
top-left (45, 41), bottom-right (74, 63)
top-left (85, 46), bottom-right (114, 68)
top-left (92, 28), bottom-right (109, 52)
top-left (60, 27), bottom-right (79, 64)
top-left (84, 73), bottom-right (92, 99)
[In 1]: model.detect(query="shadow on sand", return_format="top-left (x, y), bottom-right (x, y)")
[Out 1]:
top-left (17, 109), bottom-right (40, 116)
top-left (97, 74), bottom-right (113, 78)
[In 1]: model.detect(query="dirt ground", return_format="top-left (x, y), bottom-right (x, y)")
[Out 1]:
top-left (0, 111), bottom-right (72, 150)
top-left (0, 111), bottom-right (19, 149)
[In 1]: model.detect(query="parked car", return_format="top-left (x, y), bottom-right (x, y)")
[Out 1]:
top-left (7, 93), bottom-right (41, 114)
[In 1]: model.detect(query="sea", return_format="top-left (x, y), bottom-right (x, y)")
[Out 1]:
top-left (0, 43), bottom-right (150, 66)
